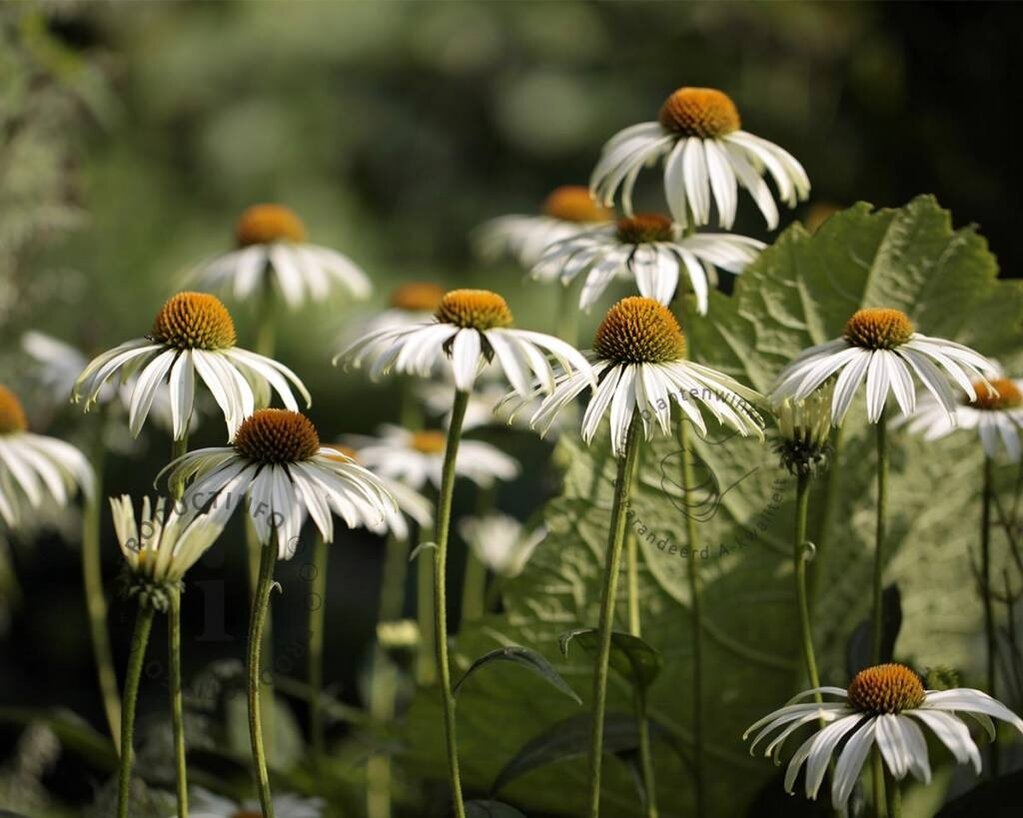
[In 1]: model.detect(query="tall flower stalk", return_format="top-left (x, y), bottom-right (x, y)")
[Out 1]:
top-left (981, 455), bottom-right (999, 775)
top-left (117, 603), bottom-right (154, 818)
top-left (431, 389), bottom-right (471, 817)
top-left (520, 297), bottom-right (764, 817)
top-left (248, 538), bottom-right (278, 816)
top-left (168, 434), bottom-right (189, 818)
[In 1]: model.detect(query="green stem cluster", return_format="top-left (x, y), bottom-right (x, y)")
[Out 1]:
top-left (434, 389), bottom-right (471, 818)
top-left (587, 416), bottom-right (641, 818)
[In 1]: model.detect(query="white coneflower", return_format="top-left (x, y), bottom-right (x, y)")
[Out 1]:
top-left (186, 786), bottom-right (324, 818)
top-left (346, 425), bottom-right (519, 492)
top-left (0, 385), bottom-right (93, 528)
top-left (533, 212), bottom-right (763, 312)
top-left (591, 86), bottom-right (809, 229)
top-left (744, 663), bottom-right (1023, 812)
top-left (323, 443), bottom-right (432, 540)
top-left (338, 288), bottom-right (591, 398)
top-left (162, 409), bottom-right (395, 559)
top-left (72, 292), bottom-right (310, 440)
top-left (901, 373), bottom-right (1023, 462)
top-left (474, 184), bottom-right (615, 268)
top-left (458, 513), bottom-right (546, 578)
top-left (188, 203), bottom-right (370, 309)
top-left (521, 296), bottom-right (764, 456)
top-left (772, 308), bottom-right (997, 425)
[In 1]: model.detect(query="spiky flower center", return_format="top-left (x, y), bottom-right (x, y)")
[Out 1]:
top-left (435, 289), bottom-right (513, 330)
top-left (593, 297), bottom-right (686, 364)
top-left (0, 385), bottom-right (28, 435)
top-left (235, 203), bottom-right (307, 247)
top-left (543, 185), bottom-right (613, 223)
top-left (151, 292), bottom-right (237, 350)
top-left (970, 378), bottom-right (1023, 411)
top-left (409, 430), bottom-right (447, 455)
top-left (843, 308), bottom-right (915, 350)
top-left (390, 282), bottom-right (445, 313)
top-left (847, 663), bottom-right (926, 714)
top-left (616, 213), bottom-right (674, 245)
top-left (233, 409), bottom-right (320, 464)
top-left (658, 87), bottom-right (741, 138)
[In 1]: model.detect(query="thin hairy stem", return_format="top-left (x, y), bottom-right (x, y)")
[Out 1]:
top-left (117, 605), bottom-right (155, 818)
top-left (872, 414), bottom-right (889, 664)
top-left (981, 455), bottom-right (1000, 776)
top-left (308, 533), bottom-right (329, 760)
top-left (434, 389), bottom-right (470, 818)
top-left (168, 434), bottom-right (189, 817)
top-left (794, 473), bottom-right (822, 698)
top-left (587, 416), bottom-right (641, 818)
top-left (248, 542), bottom-right (279, 818)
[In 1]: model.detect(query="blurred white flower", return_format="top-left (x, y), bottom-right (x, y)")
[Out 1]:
top-left (0, 384), bottom-right (93, 529)
top-left (459, 513), bottom-right (546, 578)
top-left (337, 281), bottom-right (446, 352)
top-left (187, 203), bottom-right (370, 310)
top-left (345, 424), bottom-right (519, 491)
top-left (186, 786), bottom-right (323, 818)
top-left (474, 184), bottom-right (613, 268)
top-left (532, 213), bottom-right (763, 312)
top-left (900, 370), bottom-right (1023, 462)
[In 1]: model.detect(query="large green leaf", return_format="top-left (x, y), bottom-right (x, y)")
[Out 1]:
top-left (402, 197), bottom-right (1023, 817)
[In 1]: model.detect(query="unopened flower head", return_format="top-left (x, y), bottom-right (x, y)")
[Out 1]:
top-left (532, 211), bottom-right (763, 312)
top-left (0, 385), bottom-right (93, 529)
top-left (900, 368), bottom-right (1023, 461)
top-left (772, 307), bottom-right (997, 426)
top-left (110, 495), bottom-right (227, 611)
top-left (161, 409), bottom-right (396, 559)
top-left (774, 381), bottom-right (834, 477)
top-left (591, 86), bottom-right (809, 229)
top-left (187, 202), bottom-right (370, 310)
top-left (511, 297), bottom-right (764, 456)
top-left (337, 287), bottom-right (591, 399)
top-left (474, 184), bottom-right (614, 268)
top-left (744, 662), bottom-right (1023, 812)
top-left (72, 292), bottom-right (310, 440)
top-left (344, 424), bottom-right (519, 492)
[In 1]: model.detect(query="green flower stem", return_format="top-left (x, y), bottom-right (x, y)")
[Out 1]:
top-left (885, 768), bottom-right (901, 818)
top-left (246, 517), bottom-right (275, 756)
top-left (872, 413), bottom-right (889, 665)
top-left (677, 416), bottom-right (706, 818)
top-left (248, 541), bottom-right (279, 818)
top-left (379, 531), bottom-right (410, 625)
top-left (169, 433), bottom-right (189, 818)
top-left (587, 415), bottom-right (642, 818)
top-left (872, 751), bottom-right (886, 818)
top-left (434, 389), bottom-right (470, 818)
top-left (981, 455), bottom-right (1000, 776)
top-left (117, 604), bottom-right (155, 818)
top-left (415, 521), bottom-right (437, 686)
top-left (809, 426), bottom-right (844, 604)
top-left (255, 285), bottom-right (277, 359)
top-left (81, 426), bottom-right (121, 752)
top-left (627, 531), bottom-right (658, 818)
top-left (308, 532), bottom-right (329, 760)
top-left (168, 587), bottom-right (188, 818)
top-left (794, 473), bottom-right (822, 700)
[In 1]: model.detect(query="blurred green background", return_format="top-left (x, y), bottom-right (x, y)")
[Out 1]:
top-left (3, 0), bottom-right (1023, 813)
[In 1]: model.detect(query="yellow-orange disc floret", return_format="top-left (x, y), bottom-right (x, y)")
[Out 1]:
top-left (235, 204), bottom-right (307, 247)
top-left (435, 289), bottom-right (514, 331)
top-left (150, 292), bottom-right (237, 350)
top-left (543, 185), bottom-right (614, 223)
top-left (658, 87), bottom-right (741, 138)
top-left (843, 308), bottom-right (915, 350)
top-left (233, 409), bottom-right (321, 465)
top-left (0, 385), bottom-right (28, 435)
top-left (593, 297), bottom-right (687, 364)
top-left (847, 663), bottom-right (926, 714)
